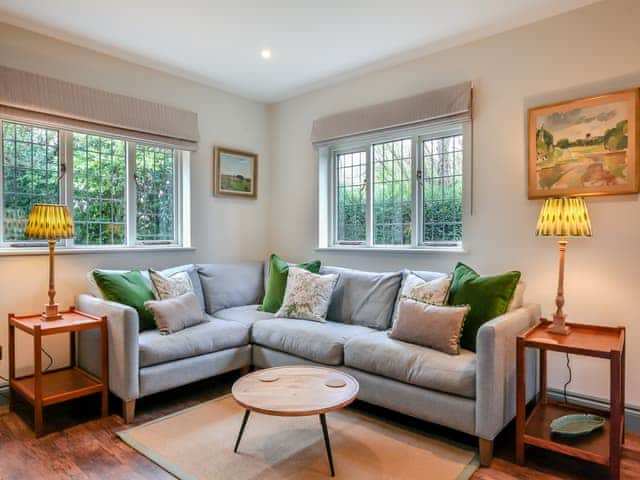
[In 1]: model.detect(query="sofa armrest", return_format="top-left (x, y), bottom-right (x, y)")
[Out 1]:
top-left (76, 294), bottom-right (140, 401)
top-left (475, 303), bottom-right (540, 440)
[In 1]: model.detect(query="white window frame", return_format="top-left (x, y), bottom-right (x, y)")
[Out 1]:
top-left (318, 121), bottom-right (471, 252)
top-left (0, 115), bottom-right (191, 252)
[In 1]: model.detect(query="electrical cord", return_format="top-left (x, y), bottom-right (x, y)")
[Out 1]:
top-left (0, 348), bottom-right (54, 384)
top-left (41, 347), bottom-right (54, 373)
top-left (563, 353), bottom-right (572, 404)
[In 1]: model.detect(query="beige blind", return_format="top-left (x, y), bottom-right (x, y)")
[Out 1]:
top-left (311, 81), bottom-right (472, 144)
top-left (0, 65), bottom-right (199, 150)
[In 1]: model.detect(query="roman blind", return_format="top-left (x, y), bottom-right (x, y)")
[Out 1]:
top-left (311, 81), bottom-right (472, 145)
top-left (0, 65), bottom-right (199, 150)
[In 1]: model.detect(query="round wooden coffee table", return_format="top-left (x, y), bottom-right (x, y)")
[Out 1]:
top-left (231, 366), bottom-right (359, 477)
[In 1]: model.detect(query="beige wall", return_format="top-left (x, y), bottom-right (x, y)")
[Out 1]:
top-left (268, 0), bottom-right (640, 405)
top-left (2, 0), bottom-right (640, 408)
top-left (0, 23), bottom-right (271, 376)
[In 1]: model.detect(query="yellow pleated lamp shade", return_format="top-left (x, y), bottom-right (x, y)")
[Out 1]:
top-left (536, 197), bottom-right (592, 237)
top-left (24, 204), bottom-right (75, 240)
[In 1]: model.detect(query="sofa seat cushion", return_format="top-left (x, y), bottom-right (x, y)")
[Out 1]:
top-left (251, 318), bottom-right (375, 365)
top-left (344, 331), bottom-right (476, 398)
top-left (213, 304), bottom-right (275, 327)
top-left (138, 316), bottom-right (249, 367)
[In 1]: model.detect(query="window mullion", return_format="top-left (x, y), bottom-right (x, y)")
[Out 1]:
top-left (127, 141), bottom-right (137, 247)
top-left (412, 135), bottom-right (421, 248)
top-left (62, 131), bottom-right (74, 247)
top-left (330, 151), bottom-right (337, 246)
top-left (366, 146), bottom-right (373, 247)
top-left (173, 150), bottom-right (181, 245)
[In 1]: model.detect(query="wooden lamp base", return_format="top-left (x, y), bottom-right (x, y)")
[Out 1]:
top-left (547, 313), bottom-right (571, 335)
top-left (548, 238), bottom-right (571, 336)
top-left (42, 240), bottom-right (63, 321)
top-left (42, 303), bottom-right (62, 321)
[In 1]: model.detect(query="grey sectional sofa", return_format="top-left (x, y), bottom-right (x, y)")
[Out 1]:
top-left (76, 261), bottom-right (540, 465)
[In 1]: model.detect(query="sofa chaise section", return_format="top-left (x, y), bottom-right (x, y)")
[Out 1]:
top-left (77, 262), bottom-right (265, 423)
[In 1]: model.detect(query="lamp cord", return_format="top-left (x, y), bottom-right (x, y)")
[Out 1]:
top-left (563, 353), bottom-right (572, 404)
top-left (0, 347), bottom-right (54, 387)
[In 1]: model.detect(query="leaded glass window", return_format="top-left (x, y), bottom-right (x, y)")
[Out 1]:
top-left (373, 139), bottom-right (412, 245)
top-left (328, 125), bottom-right (466, 250)
top-left (135, 144), bottom-right (175, 241)
top-left (422, 134), bottom-right (463, 243)
top-left (335, 151), bottom-right (367, 243)
top-left (72, 133), bottom-right (127, 245)
top-left (2, 121), bottom-right (59, 241)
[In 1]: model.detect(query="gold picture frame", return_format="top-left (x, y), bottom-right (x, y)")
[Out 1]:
top-left (213, 146), bottom-right (258, 198)
top-left (528, 88), bottom-right (639, 198)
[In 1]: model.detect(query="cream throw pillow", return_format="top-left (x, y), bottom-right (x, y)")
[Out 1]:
top-left (390, 298), bottom-right (469, 355)
top-left (391, 273), bottom-right (452, 325)
top-left (275, 267), bottom-right (338, 323)
top-left (145, 292), bottom-right (204, 334)
top-left (149, 269), bottom-right (194, 300)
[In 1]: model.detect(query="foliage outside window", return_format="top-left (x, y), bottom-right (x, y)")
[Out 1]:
top-left (332, 126), bottom-right (465, 249)
top-left (135, 144), bottom-right (175, 241)
top-left (73, 133), bottom-right (127, 245)
top-left (0, 119), bottom-right (185, 249)
top-left (2, 122), bottom-right (59, 241)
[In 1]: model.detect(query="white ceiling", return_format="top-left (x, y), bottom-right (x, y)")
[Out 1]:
top-left (0, 0), bottom-right (599, 103)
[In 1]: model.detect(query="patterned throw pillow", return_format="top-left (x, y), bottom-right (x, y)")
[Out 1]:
top-left (275, 267), bottom-right (338, 323)
top-left (149, 269), bottom-right (194, 300)
top-left (391, 273), bottom-right (452, 325)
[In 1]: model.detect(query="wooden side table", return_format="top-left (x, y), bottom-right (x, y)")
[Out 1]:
top-left (516, 319), bottom-right (625, 479)
top-left (8, 307), bottom-right (109, 437)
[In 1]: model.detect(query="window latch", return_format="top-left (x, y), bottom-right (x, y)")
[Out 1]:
top-left (416, 169), bottom-right (423, 182)
top-left (57, 163), bottom-right (67, 183)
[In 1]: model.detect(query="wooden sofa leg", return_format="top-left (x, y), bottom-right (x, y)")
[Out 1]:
top-left (479, 438), bottom-right (494, 467)
top-left (123, 399), bottom-right (136, 424)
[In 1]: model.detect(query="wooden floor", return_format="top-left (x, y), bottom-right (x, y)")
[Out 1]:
top-left (1, 371), bottom-right (639, 480)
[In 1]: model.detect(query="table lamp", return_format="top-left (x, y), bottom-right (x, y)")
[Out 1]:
top-left (536, 197), bottom-right (592, 335)
top-left (24, 204), bottom-right (75, 321)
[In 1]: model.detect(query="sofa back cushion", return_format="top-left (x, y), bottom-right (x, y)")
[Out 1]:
top-left (197, 262), bottom-right (264, 314)
top-left (321, 266), bottom-right (402, 330)
top-left (87, 264), bottom-right (205, 311)
top-left (160, 264), bottom-right (205, 311)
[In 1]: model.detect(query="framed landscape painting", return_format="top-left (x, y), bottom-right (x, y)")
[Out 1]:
top-left (213, 147), bottom-right (258, 198)
top-left (528, 88), bottom-right (639, 198)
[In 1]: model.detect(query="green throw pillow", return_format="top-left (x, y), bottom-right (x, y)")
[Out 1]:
top-left (258, 254), bottom-right (321, 313)
top-left (448, 262), bottom-right (521, 352)
top-left (93, 270), bottom-right (156, 331)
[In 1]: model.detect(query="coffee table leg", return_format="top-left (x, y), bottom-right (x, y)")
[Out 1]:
top-left (319, 413), bottom-right (335, 477)
top-left (234, 410), bottom-right (251, 453)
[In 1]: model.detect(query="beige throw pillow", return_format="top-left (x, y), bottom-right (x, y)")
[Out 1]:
top-left (149, 269), bottom-right (194, 300)
top-left (275, 267), bottom-right (338, 323)
top-left (390, 298), bottom-right (469, 355)
top-left (391, 273), bottom-right (452, 325)
top-left (145, 292), bottom-right (204, 334)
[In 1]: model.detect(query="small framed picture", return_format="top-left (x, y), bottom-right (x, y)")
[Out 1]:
top-left (213, 146), bottom-right (258, 198)
top-left (528, 88), bottom-right (639, 198)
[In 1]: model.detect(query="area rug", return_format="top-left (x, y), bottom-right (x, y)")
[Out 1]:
top-left (118, 395), bottom-right (479, 480)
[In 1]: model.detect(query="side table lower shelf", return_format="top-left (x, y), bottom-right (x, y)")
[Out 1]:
top-left (524, 400), bottom-right (613, 466)
top-left (12, 367), bottom-right (105, 407)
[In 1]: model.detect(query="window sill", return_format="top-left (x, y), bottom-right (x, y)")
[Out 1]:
top-left (0, 246), bottom-right (195, 257)
top-left (316, 246), bottom-right (467, 254)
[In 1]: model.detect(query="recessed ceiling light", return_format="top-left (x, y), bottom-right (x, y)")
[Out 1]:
top-left (260, 49), bottom-right (272, 60)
